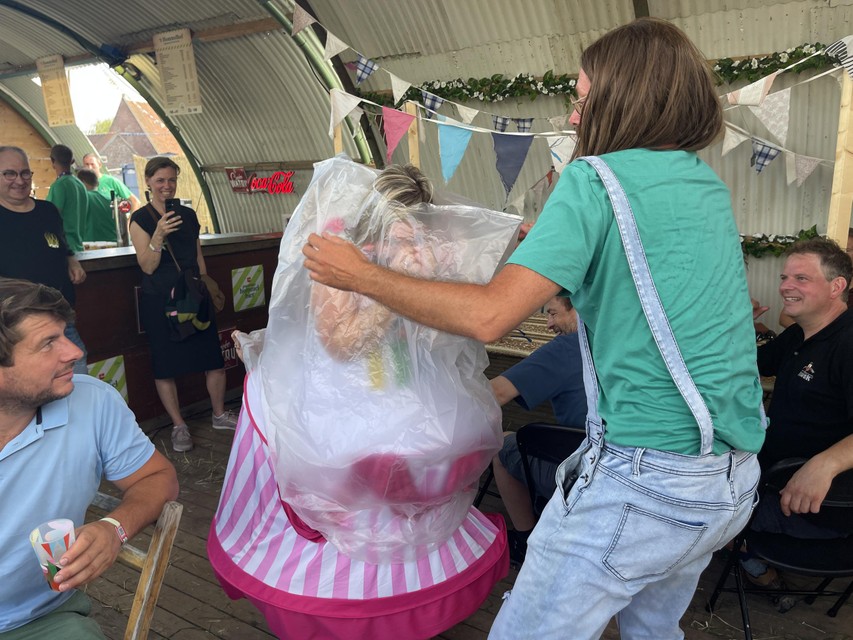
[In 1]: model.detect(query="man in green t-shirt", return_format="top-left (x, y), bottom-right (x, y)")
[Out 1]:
top-left (82, 153), bottom-right (141, 211)
top-left (76, 169), bottom-right (118, 243)
top-left (46, 145), bottom-right (88, 254)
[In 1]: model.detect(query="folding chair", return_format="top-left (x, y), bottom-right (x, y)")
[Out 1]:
top-left (707, 458), bottom-right (853, 639)
top-left (91, 492), bottom-right (183, 640)
top-left (515, 422), bottom-right (587, 516)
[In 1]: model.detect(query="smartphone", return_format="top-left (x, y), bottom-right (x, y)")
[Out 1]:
top-left (165, 198), bottom-right (180, 213)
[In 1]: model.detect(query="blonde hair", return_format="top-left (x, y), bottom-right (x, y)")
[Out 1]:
top-left (574, 18), bottom-right (722, 158)
top-left (374, 164), bottom-right (433, 206)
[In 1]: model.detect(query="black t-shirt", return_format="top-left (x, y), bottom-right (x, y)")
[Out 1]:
top-left (757, 309), bottom-right (853, 466)
top-left (130, 204), bottom-right (201, 296)
top-left (0, 199), bottom-right (75, 305)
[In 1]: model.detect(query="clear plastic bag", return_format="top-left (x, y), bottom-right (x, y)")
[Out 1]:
top-left (258, 156), bottom-right (520, 563)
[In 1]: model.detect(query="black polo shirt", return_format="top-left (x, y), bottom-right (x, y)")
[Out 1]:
top-left (757, 309), bottom-right (853, 467)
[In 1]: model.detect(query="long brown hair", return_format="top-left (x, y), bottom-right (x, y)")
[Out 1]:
top-left (574, 18), bottom-right (722, 158)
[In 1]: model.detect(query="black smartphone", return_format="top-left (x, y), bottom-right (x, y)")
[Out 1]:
top-left (165, 198), bottom-right (180, 213)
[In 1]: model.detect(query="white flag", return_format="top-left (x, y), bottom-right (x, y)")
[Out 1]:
top-left (749, 88), bottom-right (791, 146)
top-left (388, 73), bottom-right (412, 105)
top-left (721, 126), bottom-right (750, 156)
top-left (786, 153), bottom-right (822, 187)
top-left (328, 89), bottom-right (362, 137)
top-left (546, 135), bottom-right (576, 174)
top-left (455, 103), bottom-right (479, 125)
top-left (548, 114), bottom-right (569, 131)
top-left (727, 71), bottom-right (778, 106)
top-left (323, 32), bottom-right (349, 61)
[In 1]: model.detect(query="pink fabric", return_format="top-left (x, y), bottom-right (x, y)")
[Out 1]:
top-left (208, 373), bottom-right (508, 638)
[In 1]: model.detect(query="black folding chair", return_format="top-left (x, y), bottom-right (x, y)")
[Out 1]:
top-left (515, 422), bottom-right (587, 516)
top-left (707, 458), bottom-right (853, 639)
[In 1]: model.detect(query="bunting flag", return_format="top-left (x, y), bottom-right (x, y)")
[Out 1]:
top-left (328, 89), bottom-right (362, 137)
top-left (437, 121), bottom-right (474, 183)
top-left (750, 139), bottom-right (782, 173)
top-left (381, 106), bottom-right (414, 164)
top-left (514, 118), bottom-right (534, 133)
top-left (492, 116), bottom-right (511, 132)
top-left (826, 35), bottom-right (853, 79)
top-left (420, 91), bottom-right (444, 118)
top-left (727, 71), bottom-right (778, 106)
top-left (324, 32), bottom-right (349, 61)
top-left (492, 133), bottom-right (534, 195)
top-left (721, 126), bottom-right (750, 156)
top-left (388, 73), bottom-right (412, 105)
top-left (546, 135), bottom-right (576, 174)
top-left (508, 193), bottom-right (526, 216)
top-left (749, 87), bottom-right (791, 146)
top-left (355, 54), bottom-right (379, 84)
top-left (291, 5), bottom-right (316, 36)
top-left (785, 153), bottom-right (822, 186)
top-left (455, 103), bottom-right (479, 125)
top-left (548, 114), bottom-right (569, 130)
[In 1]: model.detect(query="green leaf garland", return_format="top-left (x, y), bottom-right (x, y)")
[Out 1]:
top-left (740, 226), bottom-right (819, 259)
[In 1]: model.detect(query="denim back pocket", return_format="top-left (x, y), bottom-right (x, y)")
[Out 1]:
top-left (602, 504), bottom-right (708, 582)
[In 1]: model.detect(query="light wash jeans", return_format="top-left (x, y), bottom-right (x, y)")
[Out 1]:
top-left (489, 429), bottom-right (759, 640)
top-left (63, 323), bottom-right (88, 375)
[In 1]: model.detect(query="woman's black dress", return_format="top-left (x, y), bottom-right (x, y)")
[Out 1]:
top-left (130, 204), bottom-right (224, 379)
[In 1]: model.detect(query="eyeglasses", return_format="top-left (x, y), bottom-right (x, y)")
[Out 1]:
top-left (1, 169), bottom-right (33, 181)
top-left (569, 95), bottom-right (587, 115)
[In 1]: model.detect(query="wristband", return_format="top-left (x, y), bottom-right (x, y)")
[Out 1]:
top-left (100, 517), bottom-right (129, 545)
top-left (148, 242), bottom-right (162, 253)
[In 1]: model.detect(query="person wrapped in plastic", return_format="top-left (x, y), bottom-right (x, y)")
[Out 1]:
top-left (209, 157), bottom-right (517, 637)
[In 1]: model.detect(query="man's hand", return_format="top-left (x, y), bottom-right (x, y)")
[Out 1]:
top-left (54, 520), bottom-right (122, 591)
top-left (751, 298), bottom-right (769, 320)
top-left (68, 257), bottom-right (86, 285)
top-left (302, 232), bottom-right (373, 292)
top-left (778, 457), bottom-right (835, 516)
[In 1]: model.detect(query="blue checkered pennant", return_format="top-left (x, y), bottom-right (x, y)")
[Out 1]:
top-left (492, 116), bottom-right (511, 132)
top-left (355, 54), bottom-right (379, 85)
top-left (514, 118), bottom-right (534, 133)
top-left (420, 91), bottom-right (445, 119)
top-left (750, 139), bottom-right (781, 174)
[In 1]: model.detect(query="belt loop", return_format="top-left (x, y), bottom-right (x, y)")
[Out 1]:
top-left (632, 448), bottom-right (645, 476)
top-left (728, 451), bottom-right (736, 480)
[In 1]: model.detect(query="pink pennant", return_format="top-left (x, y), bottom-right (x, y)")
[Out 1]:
top-left (382, 107), bottom-right (415, 164)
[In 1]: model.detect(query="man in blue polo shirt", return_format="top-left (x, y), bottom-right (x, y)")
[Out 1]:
top-left (490, 296), bottom-right (586, 566)
top-left (0, 278), bottom-right (179, 638)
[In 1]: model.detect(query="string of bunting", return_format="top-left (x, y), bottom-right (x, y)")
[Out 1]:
top-left (295, 6), bottom-right (851, 208)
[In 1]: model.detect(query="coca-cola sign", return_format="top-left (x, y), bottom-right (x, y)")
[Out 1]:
top-left (248, 170), bottom-right (295, 194)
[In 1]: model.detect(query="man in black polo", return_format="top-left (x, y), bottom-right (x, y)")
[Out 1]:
top-left (755, 237), bottom-right (853, 536)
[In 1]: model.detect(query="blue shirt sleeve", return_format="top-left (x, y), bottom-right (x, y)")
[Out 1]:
top-left (502, 333), bottom-right (587, 427)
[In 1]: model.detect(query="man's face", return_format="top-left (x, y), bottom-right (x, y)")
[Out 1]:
top-left (0, 314), bottom-right (82, 412)
top-left (779, 253), bottom-right (840, 323)
top-left (0, 150), bottom-right (33, 210)
top-left (82, 155), bottom-right (101, 175)
top-left (545, 298), bottom-right (577, 335)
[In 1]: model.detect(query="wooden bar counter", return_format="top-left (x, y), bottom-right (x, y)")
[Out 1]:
top-left (75, 233), bottom-right (281, 427)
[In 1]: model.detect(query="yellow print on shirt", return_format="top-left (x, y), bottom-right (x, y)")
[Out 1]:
top-left (44, 232), bottom-right (60, 248)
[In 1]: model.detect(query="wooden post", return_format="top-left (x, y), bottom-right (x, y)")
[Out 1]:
top-left (828, 73), bottom-right (853, 245)
top-left (333, 123), bottom-right (343, 155)
top-left (404, 101), bottom-right (420, 168)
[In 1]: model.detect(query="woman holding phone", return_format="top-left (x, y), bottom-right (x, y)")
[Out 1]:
top-left (129, 156), bottom-right (236, 452)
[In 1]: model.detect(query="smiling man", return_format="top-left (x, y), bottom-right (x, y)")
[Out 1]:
top-left (0, 278), bottom-right (178, 638)
top-left (755, 238), bottom-right (853, 537)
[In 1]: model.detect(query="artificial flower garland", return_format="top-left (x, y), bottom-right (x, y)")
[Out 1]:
top-left (357, 42), bottom-right (838, 106)
top-left (740, 226), bottom-right (819, 259)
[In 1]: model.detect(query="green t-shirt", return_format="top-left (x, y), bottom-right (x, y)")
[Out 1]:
top-left (46, 174), bottom-right (88, 253)
top-left (509, 149), bottom-right (765, 455)
top-left (84, 190), bottom-right (117, 242)
top-left (96, 174), bottom-right (132, 202)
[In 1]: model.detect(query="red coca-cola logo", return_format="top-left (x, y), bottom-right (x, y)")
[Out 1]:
top-left (248, 171), bottom-right (294, 194)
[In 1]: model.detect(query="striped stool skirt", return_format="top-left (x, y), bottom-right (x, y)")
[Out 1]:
top-left (208, 373), bottom-right (508, 639)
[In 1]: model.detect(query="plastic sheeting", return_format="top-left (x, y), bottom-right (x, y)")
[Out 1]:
top-left (257, 156), bottom-right (520, 563)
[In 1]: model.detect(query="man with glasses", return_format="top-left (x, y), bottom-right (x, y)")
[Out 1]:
top-left (0, 146), bottom-right (88, 373)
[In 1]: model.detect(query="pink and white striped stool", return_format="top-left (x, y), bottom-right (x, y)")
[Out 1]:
top-left (208, 373), bottom-right (508, 639)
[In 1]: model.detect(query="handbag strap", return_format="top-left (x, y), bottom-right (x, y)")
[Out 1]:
top-left (146, 204), bottom-right (182, 273)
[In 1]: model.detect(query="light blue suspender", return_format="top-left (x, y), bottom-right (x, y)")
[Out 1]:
top-left (575, 155), bottom-right (765, 456)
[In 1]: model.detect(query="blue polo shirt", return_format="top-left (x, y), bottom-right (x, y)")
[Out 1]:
top-left (503, 333), bottom-right (587, 427)
top-left (0, 375), bottom-right (154, 632)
